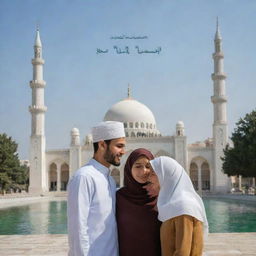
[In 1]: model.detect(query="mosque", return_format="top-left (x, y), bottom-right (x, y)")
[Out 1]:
top-left (28, 23), bottom-right (231, 194)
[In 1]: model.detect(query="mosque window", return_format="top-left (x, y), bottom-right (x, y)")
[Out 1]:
top-left (125, 132), bottom-right (129, 137)
top-left (216, 42), bottom-right (221, 52)
top-left (146, 123), bottom-right (149, 129)
top-left (150, 124), bottom-right (152, 129)
top-left (35, 48), bottom-right (41, 58)
top-left (141, 122), bottom-right (144, 128)
top-left (131, 132), bottom-right (135, 137)
top-left (124, 122), bottom-right (127, 128)
top-left (129, 122), bottom-right (133, 128)
top-left (49, 163), bottom-right (57, 191)
top-left (135, 122), bottom-right (139, 128)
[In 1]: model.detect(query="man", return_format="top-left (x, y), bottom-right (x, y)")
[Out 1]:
top-left (67, 121), bottom-right (126, 256)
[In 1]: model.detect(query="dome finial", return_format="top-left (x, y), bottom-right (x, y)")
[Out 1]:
top-left (128, 84), bottom-right (131, 98)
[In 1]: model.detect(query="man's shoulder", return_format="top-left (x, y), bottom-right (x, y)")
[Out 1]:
top-left (68, 164), bottom-right (96, 189)
top-left (73, 163), bottom-right (97, 178)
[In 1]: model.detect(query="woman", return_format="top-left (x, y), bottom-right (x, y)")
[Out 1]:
top-left (148, 156), bottom-right (208, 256)
top-left (116, 148), bottom-right (161, 256)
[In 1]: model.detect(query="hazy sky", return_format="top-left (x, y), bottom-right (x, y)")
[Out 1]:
top-left (0, 0), bottom-right (255, 159)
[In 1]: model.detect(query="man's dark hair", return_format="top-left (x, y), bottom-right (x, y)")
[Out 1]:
top-left (93, 139), bottom-right (112, 153)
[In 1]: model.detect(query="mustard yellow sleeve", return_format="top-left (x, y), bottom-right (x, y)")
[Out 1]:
top-left (160, 218), bottom-right (174, 256)
top-left (173, 215), bottom-right (194, 256)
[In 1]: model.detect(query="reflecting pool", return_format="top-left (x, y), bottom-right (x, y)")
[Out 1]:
top-left (0, 197), bottom-right (255, 234)
top-left (203, 197), bottom-right (256, 233)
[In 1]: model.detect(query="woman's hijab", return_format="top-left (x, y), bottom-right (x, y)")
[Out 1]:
top-left (150, 156), bottom-right (209, 236)
top-left (118, 148), bottom-right (156, 206)
top-left (116, 148), bottom-right (161, 256)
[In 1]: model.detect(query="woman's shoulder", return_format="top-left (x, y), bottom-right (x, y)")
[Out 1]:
top-left (168, 214), bottom-right (201, 224)
top-left (116, 187), bottom-right (129, 199)
top-left (116, 187), bottom-right (126, 194)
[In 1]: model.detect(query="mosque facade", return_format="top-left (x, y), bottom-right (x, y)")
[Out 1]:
top-left (29, 24), bottom-right (230, 194)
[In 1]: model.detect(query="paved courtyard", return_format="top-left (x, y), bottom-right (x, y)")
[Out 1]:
top-left (0, 233), bottom-right (255, 256)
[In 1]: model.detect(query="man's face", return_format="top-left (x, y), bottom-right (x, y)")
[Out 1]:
top-left (103, 137), bottom-right (126, 166)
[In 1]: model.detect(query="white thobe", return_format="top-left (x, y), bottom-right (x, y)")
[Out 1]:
top-left (67, 159), bottom-right (118, 256)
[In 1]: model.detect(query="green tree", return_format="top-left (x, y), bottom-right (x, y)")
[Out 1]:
top-left (0, 133), bottom-right (29, 192)
top-left (222, 110), bottom-right (256, 177)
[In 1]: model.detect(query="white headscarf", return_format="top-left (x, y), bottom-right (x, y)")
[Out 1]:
top-left (150, 156), bottom-right (208, 236)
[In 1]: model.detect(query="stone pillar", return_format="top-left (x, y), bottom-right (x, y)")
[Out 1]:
top-left (174, 122), bottom-right (187, 170)
top-left (239, 175), bottom-right (242, 191)
top-left (251, 177), bottom-right (255, 187)
top-left (198, 164), bottom-right (202, 194)
top-left (57, 164), bottom-right (61, 192)
top-left (70, 128), bottom-right (81, 176)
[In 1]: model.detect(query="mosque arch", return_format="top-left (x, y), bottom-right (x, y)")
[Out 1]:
top-left (135, 122), bottom-right (139, 128)
top-left (201, 162), bottom-right (210, 190)
top-left (189, 162), bottom-right (198, 190)
top-left (189, 157), bottom-right (211, 192)
top-left (111, 168), bottom-right (120, 187)
top-left (49, 163), bottom-right (57, 191)
top-left (61, 163), bottom-right (69, 191)
top-left (154, 150), bottom-right (171, 157)
top-left (131, 132), bottom-right (136, 137)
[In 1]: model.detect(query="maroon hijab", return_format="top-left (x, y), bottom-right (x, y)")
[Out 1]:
top-left (116, 148), bottom-right (161, 256)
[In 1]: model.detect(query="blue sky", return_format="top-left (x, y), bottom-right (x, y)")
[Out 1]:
top-left (0, 0), bottom-right (256, 159)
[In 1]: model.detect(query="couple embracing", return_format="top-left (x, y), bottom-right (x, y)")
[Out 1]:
top-left (67, 121), bottom-right (208, 256)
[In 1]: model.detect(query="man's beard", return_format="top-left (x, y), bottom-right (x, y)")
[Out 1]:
top-left (104, 147), bottom-right (121, 166)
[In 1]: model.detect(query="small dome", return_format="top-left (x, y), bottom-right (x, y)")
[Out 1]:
top-left (71, 127), bottom-right (79, 135)
top-left (176, 121), bottom-right (184, 127)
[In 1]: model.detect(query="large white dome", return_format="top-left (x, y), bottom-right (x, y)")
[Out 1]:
top-left (104, 98), bottom-right (155, 123)
top-left (104, 98), bottom-right (161, 138)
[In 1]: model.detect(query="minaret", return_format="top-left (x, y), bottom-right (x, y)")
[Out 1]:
top-left (29, 29), bottom-right (47, 194)
top-left (211, 19), bottom-right (229, 192)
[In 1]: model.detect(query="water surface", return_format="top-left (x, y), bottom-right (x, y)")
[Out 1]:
top-left (0, 198), bottom-right (255, 234)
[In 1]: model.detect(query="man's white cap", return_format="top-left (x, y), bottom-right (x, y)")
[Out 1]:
top-left (92, 121), bottom-right (125, 143)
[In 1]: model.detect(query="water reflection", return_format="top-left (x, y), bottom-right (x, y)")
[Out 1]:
top-left (28, 201), bottom-right (49, 234)
top-left (203, 198), bottom-right (256, 232)
top-left (0, 198), bottom-right (255, 234)
top-left (0, 200), bottom-right (67, 235)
